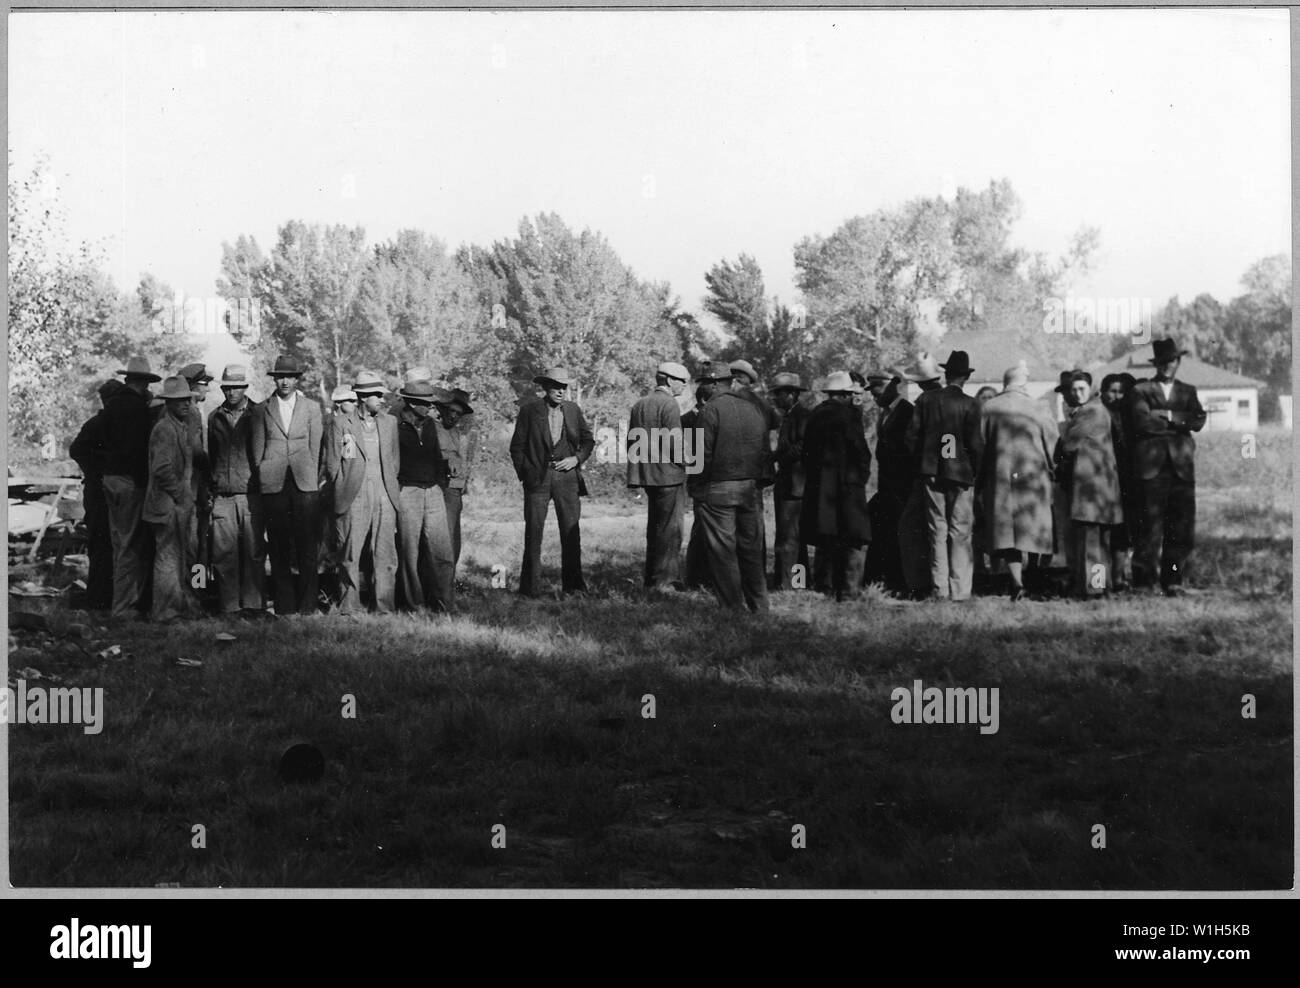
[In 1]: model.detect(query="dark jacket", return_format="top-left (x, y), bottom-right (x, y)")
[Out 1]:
top-left (325, 407), bottom-right (401, 511)
top-left (250, 392), bottom-right (324, 494)
top-left (207, 398), bottom-right (259, 496)
top-left (509, 398), bottom-right (596, 496)
top-left (906, 384), bottom-right (984, 486)
top-left (626, 388), bottom-right (686, 488)
top-left (70, 410), bottom-right (110, 484)
top-left (774, 401), bottom-right (811, 500)
top-left (873, 397), bottom-right (916, 504)
top-left (143, 412), bottom-right (194, 524)
top-left (101, 387), bottom-right (154, 485)
top-left (800, 399), bottom-right (872, 545)
top-left (396, 407), bottom-right (448, 489)
top-left (1129, 378), bottom-right (1206, 482)
top-left (688, 390), bottom-right (770, 499)
top-left (736, 386), bottom-right (780, 486)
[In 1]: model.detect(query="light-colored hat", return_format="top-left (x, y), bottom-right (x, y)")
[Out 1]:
top-left (400, 381), bottom-right (453, 404)
top-left (404, 365), bottom-right (434, 385)
top-left (904, 353), bottom-right (941, 383)
top-left (220, 364), bottom-right (250, 387)
top-left (117, 356), bottom-right (162, 383)
top-left (729, 359), bottom-right (759, 384)
top-left (159, 376), bottom-right (201, 401)
top-left (533, 367), bottom-right (572, 387)
top-left (352, 370), bottom-right (388, 395)
top-left (657, 361), bottom-right (690, 382)
top-left (770, 372), bottom-right (804, 392)
top-left (331, 386), bottom-right (358, 403)
top-left (821, 371), bottom-right (863, 394)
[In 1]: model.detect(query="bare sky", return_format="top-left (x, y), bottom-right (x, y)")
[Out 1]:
top-left (9, 8), bottom-right (1291, 342)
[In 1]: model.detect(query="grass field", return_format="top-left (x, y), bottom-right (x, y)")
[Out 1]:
top-left (5, 429), bottom-right (1293, 889)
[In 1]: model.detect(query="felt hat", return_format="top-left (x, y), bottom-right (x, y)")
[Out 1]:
top-left (179, 362), bottom-right (213, 384)
top-left (729, 359), bottom-right (759, 384)
top-left (331, 386), bottom-right (358, 403)
top-left (904, 353), bottom-right (941, 383)
top-left (939, 350), bottom-right (973, 377)
top-left (696, 361), bottom-right (733, 382)
top-left (1148, 338), bottom-right (1189, 365)
top-left (865, 369), bottom-right (896, 384)
top-left (440, 387), bottom-right (475, 415)
top-left (117, 356), bottom-right (162, 383)
top-left (657, 361), bottom-right (690, 382)
top-left (533, 367), bottom-right (572, 387)
top-left (159, 376), bottom-right (201, 401)
top-left (220, 364), bottom-right (250, 387)
top-left (770, 372), bottom-right (804, 392)
top-left (352, 370), bottom-right (388, 395)
top-left (404, 365), bottom-right (434, 385)
top-left (268, 355), bottom-right (304, 377)
top-left (400, 381), bottom-right (452, 404)
top-left (821, 370), bottom-right (863, 394)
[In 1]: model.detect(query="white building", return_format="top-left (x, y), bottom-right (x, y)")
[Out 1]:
top-left (1091, 353), bottom-right (1266, 432)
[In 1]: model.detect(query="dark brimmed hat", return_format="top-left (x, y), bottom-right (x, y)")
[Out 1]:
top-left (697, 361), bottom-right (733, 382)
top-left (533, 367), bottom-right (571, 387)
top-left (939, 350), bottom-right (973, 377)
top-left (438, 387), bottom-right (475, 415)
top-left (1052, 370), bottom-right (1074, 395)
top-left (1149, 338), bottom-right (1189, 365)
top-left (268, 355), bottom-right (304, 377)
top-left (117, 356), bottom-right (162, 383)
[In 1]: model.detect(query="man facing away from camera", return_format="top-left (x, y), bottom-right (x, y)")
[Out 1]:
top-left (626, 361), bottom-right (691, 591)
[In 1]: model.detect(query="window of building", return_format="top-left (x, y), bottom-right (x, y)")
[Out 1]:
top-left (1238, 399), bottom-right (1251, 414)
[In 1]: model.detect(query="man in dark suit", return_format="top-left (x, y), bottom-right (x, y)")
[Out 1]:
top-left (865, 368), bottom-right (914, 594)
top-left (250, 354), bottom-right (324, 615)
top-left (627, 361), bottom-right (690, 590)
top-left (1129, 338), bottom-right (1206, 595)
top-left (905, 350), bottom-right (984, 602)
top-left (510, 367), bottom-right (595, 597)
top-left (689, 363), bottom-right (771, 612)
top-left (325, 370), bottom-right (401, 613)
top-left (70, 379), bottom-right (126, 612)
top-left (770, 372), bottom-right (811, 590)
top-left (207, 364), bottom-right (265, 616)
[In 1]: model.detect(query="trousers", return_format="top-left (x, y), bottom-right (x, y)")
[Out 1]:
top-left (151, 503), bottom-right (200, 622)
top-left (397, 485), bottom-right (455, 612)
top-left (772, 493), bottom-right (811, 590)
top-left (923, 477), bottom-right (975, 601)
top-left (444, 486), bottom-right (465, 570)
top-left (695, 480), bottom-right (770, 613)
top-left (337, 483), bottom-right (398, 613)
top-left (263, 480), bottom-right (320, 615)
top-left (642, 484), bottom-right (684, 588)
top-left (103, 475), bottom-right (150, 618)
top-left (520, 468), bottom-right (585, 596)
top-left (82, 480), bottom-right (114, 610)
top-left (1134, 466), bottom-right (1196, 589)
top-left (211, 493), bottom-right (265, 613)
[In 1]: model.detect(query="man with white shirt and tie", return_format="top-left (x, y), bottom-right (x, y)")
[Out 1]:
top-left (250, 354), bottom-right (324, 615)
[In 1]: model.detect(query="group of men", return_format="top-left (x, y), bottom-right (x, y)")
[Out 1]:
top-left (619, 337), bottom-right (1205, 611)
top-left (70, 356), bottom-right (477, 621)
top-left (68, 335), bottom-right (1204, 620)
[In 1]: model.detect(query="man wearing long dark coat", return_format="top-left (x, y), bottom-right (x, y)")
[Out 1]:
top-left (801, 372), bottom-right (872, 602)
top-left (70, 379), bottom-right (126, 611)
top-left (976, 363), bottom-right (1057, 598)
top-left (864, 369), bottom-right (913, 594)
top-left (1057, 371), bottom-right (1124, 597)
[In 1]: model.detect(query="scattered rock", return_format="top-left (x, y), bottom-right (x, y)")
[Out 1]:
top-left (174, 657), bottom-right (203, 668)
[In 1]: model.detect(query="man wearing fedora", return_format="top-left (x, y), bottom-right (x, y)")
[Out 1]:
top-left (143, 376), bottom-right (205, 622)
top-left (689, 363), bottom-right (770, 612)
top-left (905, 350), bottom-right (984, 602)
top-left (325, 371), bottom-right (401, 613)
top-left (510, 367), bottom-right (595, 597)
top-left (207, 365), bottom-right (265, 616)
top-left (801, 372), bottom-right (872, 601)
top-left (433, 388), bottom-right (477, 572)
top-left (627, 361), bottom-right (690, 590)
top-left (770, 371), bottom-right (812, 590)
top-left (1129, 338), bottom-right (1206, 595)
top-left (102, 356), bottom-right (163, 618)
top-left (70, 379), bottom-right (126, 612)
top-left (250, 354), bottom-right (324, 615)
top-left (864, 368), bottom-right (915, 595)
top-left (896, 354), bottom-right (942, 599)
top-left (395, 379), bottom-right (457, 613)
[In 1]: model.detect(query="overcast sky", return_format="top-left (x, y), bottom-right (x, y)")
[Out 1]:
top-left (9, 8), bottom-right (1291, 347)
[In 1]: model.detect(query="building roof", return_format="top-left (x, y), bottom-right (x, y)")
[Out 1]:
top-left (1090, 353), bottom-right (1266, 390)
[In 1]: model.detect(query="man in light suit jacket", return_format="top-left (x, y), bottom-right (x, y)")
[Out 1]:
top-left (510, 367), bottom-right (595, 597)
top-left (626, 361), bottom-right (690, 590)
top-left (1129, 338), bottom-right (1206, 595)
top-left (323, 371), bottom-right (401, 613)
top-left (905, 350), bottom-right (984, 602)
top-left (143, 376), bottom-right (204, 622)
top-left (250, 354), bottom-right (324, 615)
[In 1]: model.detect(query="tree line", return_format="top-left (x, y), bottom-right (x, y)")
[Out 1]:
top-left (9, 163), bottom-right (1292, 461)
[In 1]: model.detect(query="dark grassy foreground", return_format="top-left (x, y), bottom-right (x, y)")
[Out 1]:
top-left (7, 431), bottom-right (1293, 889)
